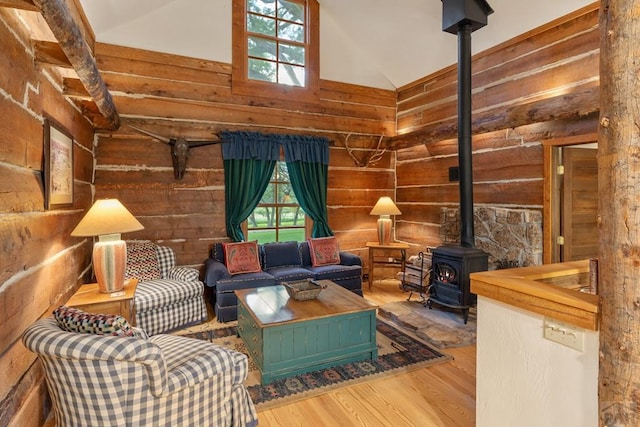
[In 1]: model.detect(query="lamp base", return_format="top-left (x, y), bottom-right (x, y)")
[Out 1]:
top-left (377, 217), bottom-right (393, 245)
top-left (93, 237), bottom-right (126, 293)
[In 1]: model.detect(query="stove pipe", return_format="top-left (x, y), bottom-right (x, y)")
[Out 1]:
top-left (441, 0), bottom-right (493, 248)
top-left (457, 23), bottom-right (474, 248)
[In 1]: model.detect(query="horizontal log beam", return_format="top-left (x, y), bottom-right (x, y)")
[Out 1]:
top-left (32, 0), bottom-right (120, 130)
top-left (0, 0), bottom-right (38, 11)
top-left (390, 84), bottom-right (600, 150)
top-left (33, 40), bottom-right (71, 68)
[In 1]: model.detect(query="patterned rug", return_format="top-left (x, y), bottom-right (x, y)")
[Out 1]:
top-left (178, 317), bottom-right (452, 411)
top-left (379, 300), bottom-right (477, 348)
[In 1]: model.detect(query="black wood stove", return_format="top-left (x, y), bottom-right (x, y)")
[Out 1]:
top-left (428, 246), bottom-right (487, 323)
top-left (426, 0), bottom-right (493, 323)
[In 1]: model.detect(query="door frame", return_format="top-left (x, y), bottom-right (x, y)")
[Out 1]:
top-left (542, 133), bottom-right (598, 264)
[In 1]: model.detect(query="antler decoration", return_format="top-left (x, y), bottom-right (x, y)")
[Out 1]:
top-left (128, 125), bottom-right (220, 180)
top-left (344, 132), bottom-right (387, 167)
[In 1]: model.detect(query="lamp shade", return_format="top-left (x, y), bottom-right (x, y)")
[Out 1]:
top-left (369, 197), bottom-right (402, 216)
top-left (71, 199), bottom-right (144, 237)
top-left (71, 199), bottom-right (144, 293)
top-left (370, 197), bottom-right (401, 245)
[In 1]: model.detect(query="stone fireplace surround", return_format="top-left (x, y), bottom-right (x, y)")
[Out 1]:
top-left (439, 206), bottom-right (543, 270)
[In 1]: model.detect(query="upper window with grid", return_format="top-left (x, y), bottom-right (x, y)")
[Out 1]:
top-left (247, 0), bottom-right (307, 86)
top-left (233, 0), bottom-right (319, 100)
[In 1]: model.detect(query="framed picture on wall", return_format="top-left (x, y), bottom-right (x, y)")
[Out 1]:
top-left (44, 116), bottom-right (74, 209)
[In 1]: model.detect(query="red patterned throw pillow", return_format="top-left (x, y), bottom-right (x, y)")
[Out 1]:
top-left (125, 241), bottom-right (162, 281)
top-left (224, 241), bottom-right (262, 275)
top-left (308, 237), bottom-right (341, 267)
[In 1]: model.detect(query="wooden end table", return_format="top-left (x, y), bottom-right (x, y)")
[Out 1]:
top-left (235, 281), bottom-right (378, 384)
top-left (366, 241), bottom-right (409, 290)
top-left (66, 278), bottom-right (138, 325)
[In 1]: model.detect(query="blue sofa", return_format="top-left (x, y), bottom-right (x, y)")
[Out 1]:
top-left (204, 241), bottom-right (363, 322)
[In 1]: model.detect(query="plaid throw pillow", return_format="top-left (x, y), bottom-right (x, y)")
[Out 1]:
top-left (308, 237), bottom-right (341, 267)
top-left (224, 241), bottom-right (262, 275)
top-left (53, 306), bottom-right (137, 337)
top-left (125, 241), bottom-right (161, 281)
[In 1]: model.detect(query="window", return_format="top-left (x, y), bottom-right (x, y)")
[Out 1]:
top-left (232, 0), bottom-right (319, 100)
top-left (246, 162), bottom-right (307, 243)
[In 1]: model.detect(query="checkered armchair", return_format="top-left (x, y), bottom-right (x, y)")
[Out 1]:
top-left (23, 318), bottom-right (258, 427)
top-left (126, 241), bottom-right (208, 335)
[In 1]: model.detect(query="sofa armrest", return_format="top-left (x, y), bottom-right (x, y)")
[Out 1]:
top-left (339, 251), bottom-right (362, 266)
top-left (167, 266), bottom-right (200, 282)
top-left (203, 258), bottom-right (232, 287)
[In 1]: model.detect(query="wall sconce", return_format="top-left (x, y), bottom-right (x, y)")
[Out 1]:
top-left (71, 199), bottom-right (144, 293)
top-left (370, 196), bottom-right (402, 245)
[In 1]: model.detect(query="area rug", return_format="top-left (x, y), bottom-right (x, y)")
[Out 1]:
top-left (379, 300), bottom-right (477, 348)
top-left (178, 317), bottom-right (451, 410)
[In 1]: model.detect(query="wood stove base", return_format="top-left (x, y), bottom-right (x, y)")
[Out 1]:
top-left (425, 296), bottom-right (472, 324)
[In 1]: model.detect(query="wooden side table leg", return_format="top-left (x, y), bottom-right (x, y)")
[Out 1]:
top-left (368, 247), bottom-right (374, 290)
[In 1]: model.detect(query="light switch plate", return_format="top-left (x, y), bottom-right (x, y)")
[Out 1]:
top-left (543, 318), bottom-right (585, 352)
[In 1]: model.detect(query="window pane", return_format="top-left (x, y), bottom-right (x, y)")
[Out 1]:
top-left (250, 207), bottom-right (276, 228)
top-left (248, 229), bottom-right (276, 244)
top-left (278, 206), bottom-right (306, 227)
top-left (279, 42), bottom-right (305, 65)
top-left (247, 13), bottom-right (276, 36)
top-left (279, 228), bottom-right (305, 242)
top-left (278, 21), bottom-right (304, 42)
top-left (249, 58), bottom-right (276, 82)
top-left (275, 162), bottom-right (288, 181)
top-left (277, 0), bottom-right (304, 23)
top-left (248, 36), bottom-right (276, 60)
top-left (248, 0), bottom-right (276, 17)
top-left (278, 63), bottom-right (305, 86)
top-left (260, 183), bottom-right (275, 203)
top-left (277, 182), bottom-right (293, 203)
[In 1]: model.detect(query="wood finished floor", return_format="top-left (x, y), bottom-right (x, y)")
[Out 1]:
top-left (256, 281), bottom-right (477, 427)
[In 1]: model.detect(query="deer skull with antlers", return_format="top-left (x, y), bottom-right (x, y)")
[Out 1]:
top-left (128, 125), bottom-right (221, 180)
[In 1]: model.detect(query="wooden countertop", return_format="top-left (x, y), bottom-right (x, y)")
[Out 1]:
top-left (470, 260), bottom-right (599, 331)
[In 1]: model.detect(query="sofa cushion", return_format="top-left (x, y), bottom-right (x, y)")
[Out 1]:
top-left (262, 241), bottom-right (301, 270)
top-left (224, 241), bottom-right (262, 275)
top-left (126, 241), bottom-right (162, 281)
top-left (308, 237), bottom-right (341, 267)
top-left (268, 266), bottom-right (315, 283)
top-left (53, 306), bottom-right (137, 337)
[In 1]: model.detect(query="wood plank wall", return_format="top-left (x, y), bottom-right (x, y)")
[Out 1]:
top-left (393, 4), bottom-right (600, 255)
top-left (90, 42), bottom-right (397, 267)
top-left (0, 8), bottom-right (94, 427)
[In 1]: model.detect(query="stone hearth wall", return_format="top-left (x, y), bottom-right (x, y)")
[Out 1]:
top-left (440, 207), bottom-right (543, 269)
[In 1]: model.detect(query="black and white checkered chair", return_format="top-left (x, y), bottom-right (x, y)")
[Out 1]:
top-left (126, 241), bottom-right (208, 335)
top-left (23, 318), bottom-right (258, 427)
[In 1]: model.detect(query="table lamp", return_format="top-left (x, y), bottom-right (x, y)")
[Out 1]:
top-left (71, 199), bottom-right (144, 293)
top-left (370, 196), bottom-right (402, 245)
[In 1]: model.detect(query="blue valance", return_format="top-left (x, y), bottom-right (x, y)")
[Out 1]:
top-left (221, 131), bottom-right (329, 164)
top-left (221, 131), bottom-right (281, 161)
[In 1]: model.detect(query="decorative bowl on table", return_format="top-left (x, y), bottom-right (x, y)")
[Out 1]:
top-left (283, 279), bottom-right (327, 301)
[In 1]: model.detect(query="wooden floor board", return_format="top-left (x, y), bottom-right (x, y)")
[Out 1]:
top-left (257, 281), bottom-right (476, 426)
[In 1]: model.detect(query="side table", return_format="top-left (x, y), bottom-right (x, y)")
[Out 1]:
top-left (66, 278), bottom-right (138, 325)
top-left (366, 241), bottom-right (410, 290)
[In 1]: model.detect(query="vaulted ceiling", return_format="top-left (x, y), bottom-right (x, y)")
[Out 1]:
top-left (79, 0), bottom-right (595, 90)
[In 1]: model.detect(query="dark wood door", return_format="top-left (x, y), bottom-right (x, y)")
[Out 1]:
top-left (561, 146), bottom-right (598, 261)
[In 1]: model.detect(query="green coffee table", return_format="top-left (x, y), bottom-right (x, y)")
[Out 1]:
top-left (235, 280), bottom-right (378, 384)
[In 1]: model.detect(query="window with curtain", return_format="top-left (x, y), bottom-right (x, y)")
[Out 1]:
top-left (246, 161), bottom-right (307, 243)
top-left (221, 131), bottom-right (331, 242)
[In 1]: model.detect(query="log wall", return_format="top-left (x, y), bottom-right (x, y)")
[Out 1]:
top-left (0, 7), bottom-right (94, 427)
top-left (394, 4), bottom-right (600, 257)
top-left (89, 43), bottom-right (397, 267)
